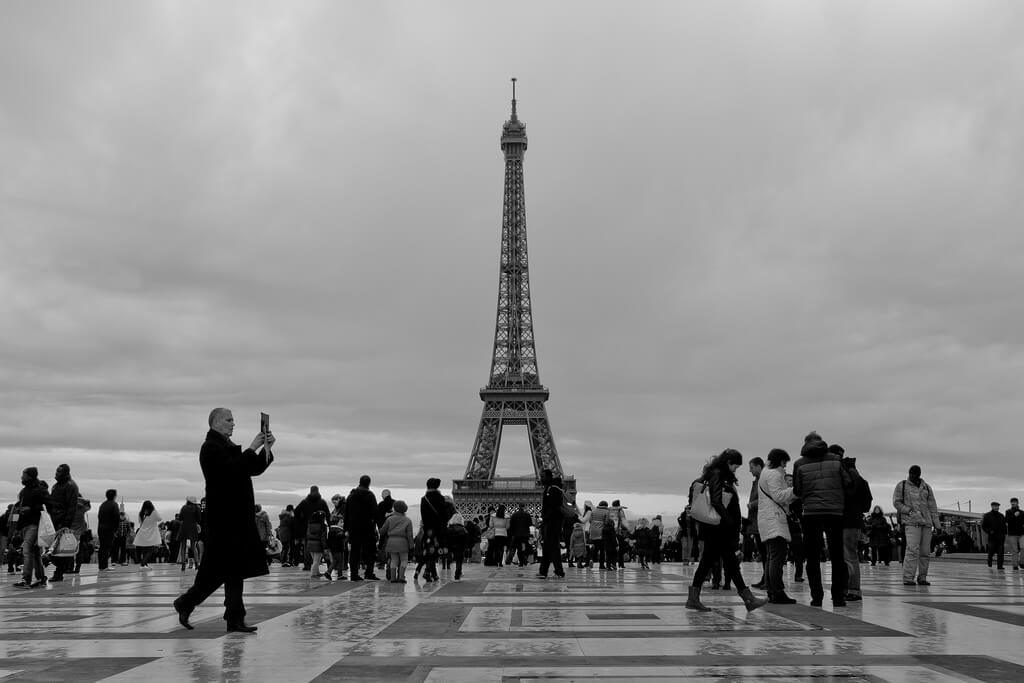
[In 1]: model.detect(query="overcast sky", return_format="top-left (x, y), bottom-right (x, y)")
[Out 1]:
top-left (2, 2), bottom-right (1022, 522)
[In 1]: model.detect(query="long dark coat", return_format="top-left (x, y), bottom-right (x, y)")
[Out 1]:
top-left (199, 430), bottom-right (273, 580)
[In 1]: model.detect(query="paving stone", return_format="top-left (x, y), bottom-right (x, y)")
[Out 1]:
top-left (2, 560), bottom-right (1023, 681)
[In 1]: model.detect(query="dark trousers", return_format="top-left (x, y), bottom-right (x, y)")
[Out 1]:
top-left (692, 528), bottom-right (746, 593)
top-left (589, 541), bottom-right (605, 568)
top-left (802, 515), bottom-right (847, 602)
top-left (870, 546), bottom-right (891, 565)
top-left (98, 528), bottom-right (115, 570)
top-left (349, 532), bottom-right (375, 578)
top-left (177, 564), bottom-right (245, 622)
top-left (988, 535), bottom-right (1005, 568)
top-left (111, 536), bottom-right (126, 564)
top-left (766, 537), bottom-right (789, 599)
top-left (538, 523), bottom-right (564, 577)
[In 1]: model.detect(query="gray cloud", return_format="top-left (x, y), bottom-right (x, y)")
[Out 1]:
top-left (2, 2), bottom-right (1023, 516)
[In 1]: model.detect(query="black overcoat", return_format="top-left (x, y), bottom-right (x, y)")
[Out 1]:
top-left (199, 429), bottom-right (273, 580)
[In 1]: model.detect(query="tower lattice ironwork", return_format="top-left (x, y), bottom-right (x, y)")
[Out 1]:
top-left (453, 80), bottom-right (576, 520)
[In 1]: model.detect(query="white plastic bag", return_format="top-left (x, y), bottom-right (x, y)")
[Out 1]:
top-left (37, 510), bottom-right (57, 548)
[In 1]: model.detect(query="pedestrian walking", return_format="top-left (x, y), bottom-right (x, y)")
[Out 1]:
top-left (173, 407), bottom-right (275, 633)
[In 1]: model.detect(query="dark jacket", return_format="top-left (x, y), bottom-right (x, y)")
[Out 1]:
top-left (867, 512), bottom-right (892, 547)
top-left (178, 501), bottom-right (201, 542)
top-left (703, 467), bottom-right (742, 530)
top-left (198, 429), bottom-right (273, 580)
top-left (633, 526), bottom-right (653, 550)
top-left (1006, 507), bottom-right (1024, 536)
top-left (509, 509), bottom-right (533, 538)
top-left (445, 521), bottom-right (469, 555)
top-left (98, 499), bottom-right (120, 531)
top-left (376, 496), bottom-right (395, 529)
top-left (792, 440), bottom-right (849, 516)
top-left (420, 489), bottom-right (449, 537)
top-left (983, 510), bottom-right (1007, 538)
top-left (294, 493), bottom-right (330, 540)
top-left (50, 475), bottom-right (79, 530)
top-left (344, 486), bottom-right (378, 535)
top-left (16, 480), bottom-right (50, 530)
top-left (542, 483), bottom-right (565, 527)
top-left (842, 467), bottom-right (873, 528)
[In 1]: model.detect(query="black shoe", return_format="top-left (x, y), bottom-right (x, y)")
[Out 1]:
top-left (226, 621), bottom-right (257, 633)
top-left (833, 599), bottom-right (847, 607)
top-left (13, 580), bottom-right (30, 588)
top-left (173, 598), bottom-right (194, 630)
top-left (751, 580), bottom-right (766, 590)
top-left (770, 594), bottom-right (797, 604)
top-left (903, 581), bottom-right (917, 586)
top-left (365, 574), bottom-right (381, 581)
top-left (50, 573), bottom-right (64, 582)
top-left (916, 579), bottom-right (931, 586)
top-left (810, 598), bottom-right (823, 607)
top-left (554, 573), bottom-right (566, 578)
top-left (845, 593), bottom-right (862, 601)
top-left (30, 577), bottom-right (47, 588)
top-left (794, 576), bottom-right (804, 583)
top-left (350, 575), bottom-right (363, 581)
top-left (536, 574), bottom-right (548, 579)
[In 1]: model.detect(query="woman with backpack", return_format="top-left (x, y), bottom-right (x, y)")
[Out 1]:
top-left (685, 449), bottom-right (768, 612)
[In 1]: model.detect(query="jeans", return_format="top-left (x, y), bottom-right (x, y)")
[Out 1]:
top-left (802, 515), bottom-right (847, 602)
top-left (21, 526), bottom-right (44, 583)
top-left (843, 528), bottom-right (862, 595)
top-left (765, 537), bottom-right (789, 599)
top-left (903, 525), bottom-right (932, 582)
top-left (1006, 535), bottom-right (1022, 568)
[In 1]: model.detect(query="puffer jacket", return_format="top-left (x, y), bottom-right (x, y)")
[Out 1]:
top-left (792, 440), bottom-right (848, 516)
top-left (892, 479), bottom-right (938, 527)
top-left (756, 467), bottom-right (795, 542)
top-left (589, 505), bottom-right (610, 538)
top-left (867, 513), bottom-right (892, 546)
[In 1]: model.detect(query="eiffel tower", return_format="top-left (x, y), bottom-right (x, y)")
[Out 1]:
top-left (453, 80), bottom-right (576, 520)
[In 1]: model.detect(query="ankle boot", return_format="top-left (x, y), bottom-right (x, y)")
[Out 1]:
top-left (739, 588), bottom-right (767, 612)
top-left (685, 585), bottom-right (712, 611)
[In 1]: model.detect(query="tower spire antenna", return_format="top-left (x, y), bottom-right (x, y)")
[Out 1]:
top-left (511, 76), bottom-right (517, 119)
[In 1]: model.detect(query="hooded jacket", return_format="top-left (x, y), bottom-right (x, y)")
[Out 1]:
top-left (16, 480), bottom-right (50, 530)
top-left (892, 478), bottom-right (938, 528)
top-left (792, 440), bottom-right (849, 516)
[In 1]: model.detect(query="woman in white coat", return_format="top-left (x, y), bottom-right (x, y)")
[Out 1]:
top-left (757, 449), bottom-right (797, 604)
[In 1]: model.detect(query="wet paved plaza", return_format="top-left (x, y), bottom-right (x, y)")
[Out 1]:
top-left (2, 559), bottom-right (1023, 682)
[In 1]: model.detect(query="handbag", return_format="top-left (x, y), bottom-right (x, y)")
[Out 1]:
top-left (37, 510), bottom-right (57, 548)
top-left (51, 528), bottom-right (79, 557)
top-left (689, 480), bottom-right (720, 526)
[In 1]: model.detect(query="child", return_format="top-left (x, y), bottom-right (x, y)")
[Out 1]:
top-left (414, 527), bottom-right (439, 582)
top-left (601, 518), bottom-right (618, 571)
top-left (633, 518), bottom-right (652, 569)
top-left (379, 500), bottom-right (414, 583)
top-left (306, 510), bottom-right (329, 579)
top-left (446, 514), bottom-right (469, 581)
top-left (327, 522), bottom-right (347, 580)
top-left (568, 522), bottom-right (587, 568)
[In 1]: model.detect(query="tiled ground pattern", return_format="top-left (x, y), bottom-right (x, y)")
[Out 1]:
top-left (2, 559), bottom-right (1023, 681)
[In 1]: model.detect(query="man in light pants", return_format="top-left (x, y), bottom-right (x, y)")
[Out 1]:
top-left (893, 465), bottom-right (939, 586)
top-left (1005, 497), bottom-right (1023, 571)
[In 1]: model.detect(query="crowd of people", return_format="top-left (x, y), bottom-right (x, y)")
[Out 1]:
top-left (5, 421), bottom-right (1022, 621)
